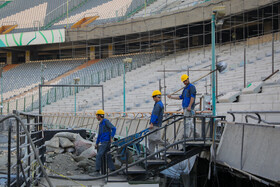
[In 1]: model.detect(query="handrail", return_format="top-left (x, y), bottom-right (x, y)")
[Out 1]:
top-left (228, 111), bottom-right (280, 124)
top-left (111, 114), bottom-right (224, 152)
top-left (110, 115), bottom-right (184, 151)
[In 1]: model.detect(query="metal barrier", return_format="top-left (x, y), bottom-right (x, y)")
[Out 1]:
top-left (0, 111), bottom-right (52, 187)
top-left (228, 111), bottom-right (280, 125)
top-left (104, 114), bottom-right (226, 181)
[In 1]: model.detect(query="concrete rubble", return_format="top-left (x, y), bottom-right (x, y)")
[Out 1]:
top-left (44, 132), bottom-right (98, 176)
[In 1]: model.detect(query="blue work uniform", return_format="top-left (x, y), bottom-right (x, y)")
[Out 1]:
top-left (150, 100), bottom-right (164, 127)
top-left (95, 118), bottom-right (116, 172)
top-left (96, 118), bottom-right (116, 145)
top-left (179, 83), bottom-right (196, 109)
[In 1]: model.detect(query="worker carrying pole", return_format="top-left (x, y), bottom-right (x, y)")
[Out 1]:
top-left (89, 109), bottom-right (116, 177)
top-left (167, 74), bottom-right (197, 138)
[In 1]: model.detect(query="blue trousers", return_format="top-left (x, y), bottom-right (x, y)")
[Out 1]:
top-left (96, 141), bottom-right (115, 171)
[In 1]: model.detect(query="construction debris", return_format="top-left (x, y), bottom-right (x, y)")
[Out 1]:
top-left (45, 132), bottom-right (97, 175)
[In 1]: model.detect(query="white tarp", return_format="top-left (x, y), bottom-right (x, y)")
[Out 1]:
top-left (161, 155), bottom-right (197, 179)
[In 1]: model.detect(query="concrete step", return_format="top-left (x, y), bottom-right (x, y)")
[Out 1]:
top-left (238, 92), bottom-right (280, 103)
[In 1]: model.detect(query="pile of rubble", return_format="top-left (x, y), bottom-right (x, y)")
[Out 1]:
top-left (44, 132), bottom-right (97, 176)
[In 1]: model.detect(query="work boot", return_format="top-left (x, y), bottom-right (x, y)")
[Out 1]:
top-left (89, 171), bottom-right (101, 177)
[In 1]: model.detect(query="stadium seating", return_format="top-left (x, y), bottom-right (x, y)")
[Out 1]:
top-left (54, 0), bottom-right (133, 27)
top-left (40, 40), bottom-right (280, 116)
top-left (2, 59), bottom-right (84, 100)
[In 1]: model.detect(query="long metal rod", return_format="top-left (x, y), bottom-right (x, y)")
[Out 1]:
top-left (16, 120), bottom-right (20, 186)
top-left (272, 32), bottom-right (275, 73)
top-left (8, 123), bottom-right (11, 187)
top-left (102, 85), bottom-right (104, 110)
top-left (164, 65), bottom-right (166, 111)
top-left (211, 13), bottom-right (216, 116)
top-left (244, 47), bottom-right (246, 88)
top-left (123, 63), bottom-right (126, 114)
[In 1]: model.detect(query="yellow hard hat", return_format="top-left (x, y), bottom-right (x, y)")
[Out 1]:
top-left (152, 90), bottom-right (161, 97)
top-left (96, 109), bottom-right (105, 115)
top-left (181, 74), bottom-right (189, 82)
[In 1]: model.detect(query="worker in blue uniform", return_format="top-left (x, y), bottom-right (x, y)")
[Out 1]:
top-left (89, 109), bottom-right (116, 177)
top-left (167, 74), bottom-right (197, 138)
top-left (148, 90), bottom-right (165, 158)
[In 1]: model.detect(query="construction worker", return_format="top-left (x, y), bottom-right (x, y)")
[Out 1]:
top-left (89, 109), bottom-right (116, 177)
top-left (148, 90), bottom-right (165, 159)
top-left (167, 74), bottom-right (196, 138)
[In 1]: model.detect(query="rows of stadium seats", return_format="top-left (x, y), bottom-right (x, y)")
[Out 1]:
top-left (132, 0), bottom-right (206, 18)
top-left (0, 0), bottom-right (144, 31)
top-left (37, 53), bottom-right (162, 113)
top-left (54, 0), bottom-right (133, 26)
top-left (2, 59), bottom-right (84, 100)
top-left (40, 40), bottom-right (280, 114)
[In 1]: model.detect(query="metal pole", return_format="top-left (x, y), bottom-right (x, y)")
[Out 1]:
top-left (16, 120), bottom-right (20, 186)
top-left (102, 85), bottom-right (104, 110)
top-left (67, 0), bottom-right (69, 29)
top-left (41, 62), bottom-right (43, 84)
top-left (8, 123), bottom-right (11, 187)
top-left (1, 69), bottom-right (3, 115)
top-left (272, 32), bottom-right (275, 73)
top-left (164, 65), bottom-right (166, 111)
top-left (244, 47), bottom-right (246, 88)
top-left (74, 86), bottom-right (77, 115)
top-left (123, 63), bottom-right (126, 114)
top-left (39, 85), bottom-right (42, 114)
top-left (211, 13), bottom-right (216, 116)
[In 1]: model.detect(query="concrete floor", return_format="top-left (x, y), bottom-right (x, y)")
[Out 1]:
top-left (39, 175), bottom-right (159, 187)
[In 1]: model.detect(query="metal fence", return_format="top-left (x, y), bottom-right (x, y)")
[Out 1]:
top-left (0, 111), bottom-right (50, 186)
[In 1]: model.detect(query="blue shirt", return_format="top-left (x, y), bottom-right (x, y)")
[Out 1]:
top-left (179, 83), bottom-right (196, 109)
top-left (150, 100), bottom-right (164, 127)
top-left (96, 118), bottom-right (116, 144)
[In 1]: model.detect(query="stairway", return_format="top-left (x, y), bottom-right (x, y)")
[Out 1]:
top-left (98, 114), bottom-right (224, 182)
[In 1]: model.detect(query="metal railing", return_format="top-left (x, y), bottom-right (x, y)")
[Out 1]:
top-left (228, 111), bottom-right (280, 125)
top-left (0, 111), bottom-right (52, 186)
top-left (104, 114), bottom-right (226, 181)
top-left (41, 0), bottom-right (86, 30)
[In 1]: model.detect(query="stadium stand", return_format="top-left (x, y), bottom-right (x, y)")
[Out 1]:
top-left (132, 0), bottom-right (209, 18)
top-left (1, 59), bottom-right (84, 100)
top-left (39, 41), bottom-right (280, 115)
top-left (54, 0), bottom-right (134, 27)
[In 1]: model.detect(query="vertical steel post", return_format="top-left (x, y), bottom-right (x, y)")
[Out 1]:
top-left (74, 86), bottom-right (77, 115)
top-left (1, 69), bottom-right (3, 115)
top-left (164, 65), bottom-right (166, 111)
top-left (8, 123), bottom-right (12, 187)
top-left (102, 85), bottom-right (104, 110)
top-left (211, 13), bottom-right (216, 116)
top-left (67, 0), bottom-right (69, 29)
top-left (16, 120), bottom-right (20, 186)
top-left (272, 33), bottom-right (275, 73)
top-left (123, 63), bottom-right (126, 114)
top-left (244, 47), bottom-right (246, 88)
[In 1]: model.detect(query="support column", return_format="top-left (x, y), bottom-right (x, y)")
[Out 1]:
top-left (108, 44), bottom-right (113, 57)
top-left (7, 52), bottom-right (12, 64)
top-left (90, 46), bottom-right (95, 60)
top-left (25, 50), bottom-right (30, 63)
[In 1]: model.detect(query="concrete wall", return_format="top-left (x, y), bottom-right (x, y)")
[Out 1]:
top-left (66, 0), bottom-right (278, 42)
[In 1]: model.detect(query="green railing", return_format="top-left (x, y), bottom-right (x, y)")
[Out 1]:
top-left (0, 1), bottom-right (12, 9)
top-left (41, 0), bottom-right (89, 30)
